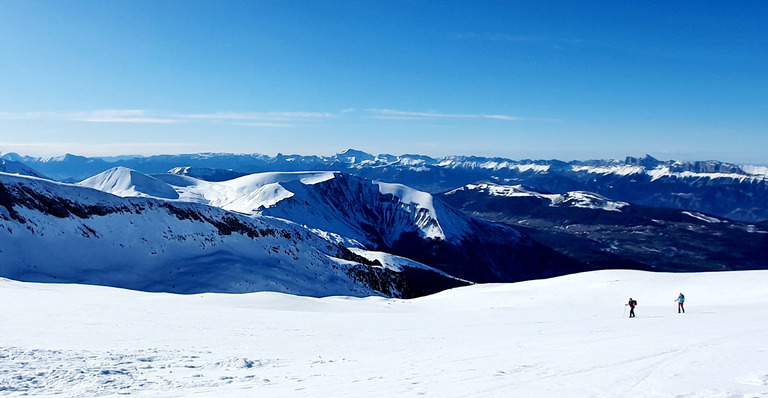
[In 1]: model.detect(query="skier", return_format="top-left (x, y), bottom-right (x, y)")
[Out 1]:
top-left (626, 298), bottom-right (637, 318)
top-left (676, 293), bottom-right (685, 313)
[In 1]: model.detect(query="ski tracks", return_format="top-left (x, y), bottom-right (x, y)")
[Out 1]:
top-left (0, 346), bottom-right (278, 397)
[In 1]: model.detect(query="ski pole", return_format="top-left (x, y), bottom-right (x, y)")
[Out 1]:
top-left (623, 305), bottom-right (627, 318)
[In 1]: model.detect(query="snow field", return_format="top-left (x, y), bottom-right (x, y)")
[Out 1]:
top-left (2, 270), bottom-right (768, 397)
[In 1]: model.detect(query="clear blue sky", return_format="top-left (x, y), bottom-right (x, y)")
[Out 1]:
top-left (1, 1), bottom-right (766, 163)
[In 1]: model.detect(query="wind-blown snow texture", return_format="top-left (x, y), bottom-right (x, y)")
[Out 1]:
top-left (2, 270), bottom-right (767, 397)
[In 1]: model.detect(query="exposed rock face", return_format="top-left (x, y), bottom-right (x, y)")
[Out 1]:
top-left (258, 173), bottom-right (588, 283)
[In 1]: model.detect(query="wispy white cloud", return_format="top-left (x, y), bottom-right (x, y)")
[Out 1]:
top-left (0, 110), bottom-right (180, 124)
top-left (0, 141), bottom-right (202, 157)
top-left (0, 109), bottom-right (339, 126)
top-left (71, 110), bottom-right (180, 124)
top-left (367, 108), bottom-right (521, 121)
top-left (182, 111), bottom-right (335, 122)
top-left (230, 122), bottom-right (295, 128)
top-left (0, 108), bottom-right (546, 127)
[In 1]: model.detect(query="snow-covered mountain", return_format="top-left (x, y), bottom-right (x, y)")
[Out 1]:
top-left (4, 149), bottom-right (768, 296)
top-left (5, 150), bottom-right (767, 222)
top-left (79, 166), bottom-right (181, 199)
top-left (1, 153), bottom-right (111, 182)
top-left (249, 173), bottom-right (584, 283)
top-left (453, 182), bottom-right (629, 212)
top-left (439, 181), bottom-right (768, 272)
top-left (1, 171), bottom-right (465, 298)
top-left (77, 168), bottom-right (585, 284)
top-left (0, 158), bottom-right (48, 179)
top-left (168, 166), bottom-right (247, 181)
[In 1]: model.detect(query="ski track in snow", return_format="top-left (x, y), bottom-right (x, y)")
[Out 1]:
top-left (3, 271), bottom-right (768, 397)
top-left (0, 347), bottom-right (279, 396)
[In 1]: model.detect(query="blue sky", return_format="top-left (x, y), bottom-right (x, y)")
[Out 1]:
top-left (0, 1), bottom-right (766, 163)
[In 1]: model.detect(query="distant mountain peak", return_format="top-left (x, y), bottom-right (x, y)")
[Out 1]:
top-left (335, 149), bottom-right (375, 163)
top-left (556, 191), bottom-right (629, 212)
top-left (78, 166), bottom-right (179, 199)
top-left (0, 159), bottom-right (49, 179)
top-left (0, 152), bottom-right (24, 162)
top-left (624, 154), bottom-right (661, 168)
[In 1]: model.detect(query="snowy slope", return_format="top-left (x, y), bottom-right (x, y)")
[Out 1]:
top-left (743, 165), bottom-right (768, 178)
top-left (79, 166), bottom-right (180, 199)
top-left (79, 168), bottom-right (455, 244)
top-left (0, 172), bottom-right (414, 297)
top-left (256, 173), bottom-right (475, 245)
top-left (195, 171), bottom-right (336, 214)
top-left (377, 181), bottom-right (445, 239)
top-left (2, 269), bottom-right (767, 397)
top-left (86, 168), bottom-right (452, 243)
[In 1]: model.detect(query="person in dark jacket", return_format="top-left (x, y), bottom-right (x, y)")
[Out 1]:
top-left (627, 298), bottom-right (637, 318)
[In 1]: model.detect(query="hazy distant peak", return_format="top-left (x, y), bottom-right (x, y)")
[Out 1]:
top-left (0, 159), bottom-right (49, 179)
top-left (335, 149), bottom-right (375, 163)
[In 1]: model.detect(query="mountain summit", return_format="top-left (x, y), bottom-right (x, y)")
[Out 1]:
top-left (79, 167), bottom-right (180, 199)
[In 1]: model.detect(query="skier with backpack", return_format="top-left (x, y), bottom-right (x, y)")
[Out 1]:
top-left (626, 298), bottom-right (637, 318)
top-left (676, 293), bottom-right (685, 313)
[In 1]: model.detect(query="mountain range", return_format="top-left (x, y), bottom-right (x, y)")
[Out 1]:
top-left (439, 182), bottom-right (768, 273)
top-left (3, 150), bottom-right (767, 222)
top-left (0, 171), bottom-right (421, 297)
top-left (1, 166), bottom-right (583, 297)
top-left (1, 149), bottom-right (766, 298)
